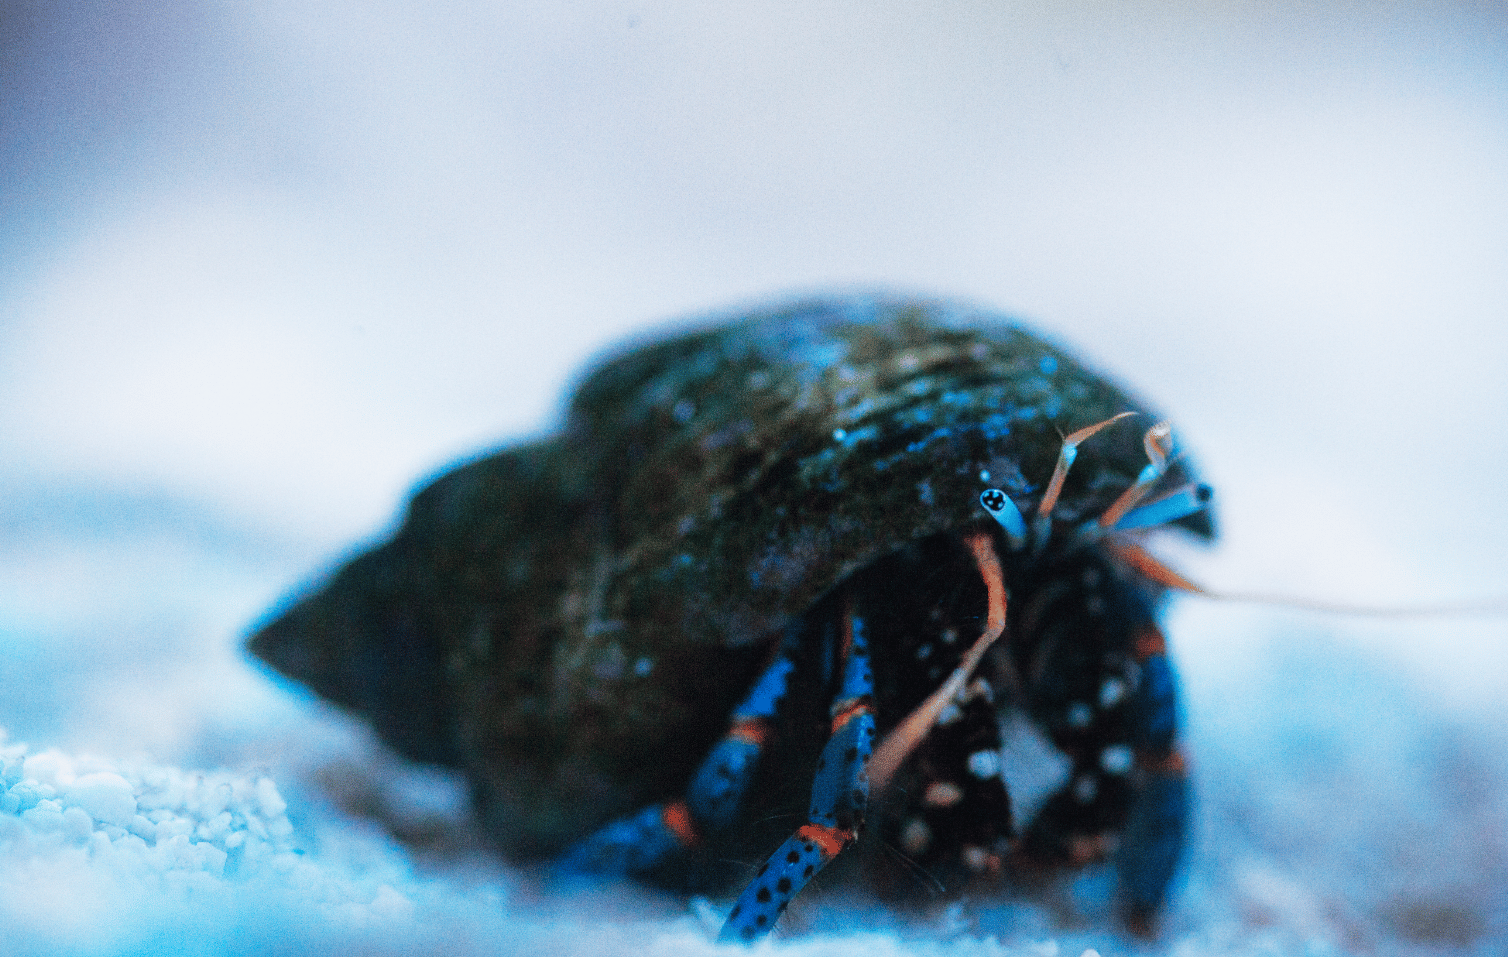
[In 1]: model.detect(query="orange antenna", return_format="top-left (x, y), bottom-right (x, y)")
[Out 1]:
top-left (1098, 421), bottom-right (1174, 530)
top-left (869, 532), bottom-right (1009, 792)
top-left (1037, 412), bottom-right (1136, 521)
top-left (1106, 540), bottom-right (1508, 618)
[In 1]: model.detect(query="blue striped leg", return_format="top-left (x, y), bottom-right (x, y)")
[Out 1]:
top-left (718, 605), bottom-right (876, 943)
top-left (560, 628), bottom-right (801, 876)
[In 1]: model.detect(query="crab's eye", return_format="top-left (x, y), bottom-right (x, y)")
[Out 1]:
top-left (979, 488), bottom-right (1027, 550)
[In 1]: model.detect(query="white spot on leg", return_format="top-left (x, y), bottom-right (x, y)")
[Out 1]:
top-left (900, 817), bottom-right (931, 855)
top-left (937, 703), bottom-right (963, 726)
top-left (967, 750), bottom-right (1001, 779)
top-left (1100, 745), bottom-right (1134, 775)
top-left (1098, 677), bottom-right (1127, 708)
top-left (961, 845), bottom-right (990, 872)
top-left (923, 781), bottom-right (963, 808)
top-left (1072, 774), bottom-right (1099, 803)
top-left (1067, 702), bottom-right (1092, 728)
top-left (997, 708), bottom-right (1073, 833)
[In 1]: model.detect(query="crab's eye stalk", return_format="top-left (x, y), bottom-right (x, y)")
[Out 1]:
top-left (979, 487), bottom-right (1027, 551)
top-left (1111, 483), bottom-right (1213, 532)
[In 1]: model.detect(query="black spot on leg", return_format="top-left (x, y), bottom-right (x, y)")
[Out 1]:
top-left (803, 864), bottom-right (814, 877)
top-left (730, 905), bottom-right (741, 919)
top-left (777, 877), bottom-right (792, 893)
top-left (757, 863), bottom-right (768, 877)
top-left (757, 887), bottom-right (771, 903)
top-left (786, 849), bottom-right (800, 863)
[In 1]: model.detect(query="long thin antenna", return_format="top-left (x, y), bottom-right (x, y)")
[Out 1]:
top-left (1107, 540), bottom-right (1508, 618)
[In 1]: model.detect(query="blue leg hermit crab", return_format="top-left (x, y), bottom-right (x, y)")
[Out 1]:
top-left (250, 296), bottom-right (1214, 942)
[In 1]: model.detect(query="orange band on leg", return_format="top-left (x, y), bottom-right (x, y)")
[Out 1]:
top-left (795, 823), bottom-right (851, 859)
top-left (728, 718), bottom-right (769, 747)
top-left (1138, 748), bottom-right (1187, 776)
top-left (829, 699), bottom-right (873, 734)
top-left (661, 800), bottom-right (700, 846)
top-left (1132, 627), bottom-right (1167, 660)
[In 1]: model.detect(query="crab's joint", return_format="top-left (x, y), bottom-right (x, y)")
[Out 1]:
top-left (718, 602), bottom-right (875, 944)
top-left (661, 799), bottom-right (699, 846)
top-left (562, 628), bottom-right (802, 873)
top-left (795, 822), bottom-right (851, 858)
top-left (717, 824), bottom-right (854, 943)
top-left (830, 698), bottom-right (873, 735)
top-left (727, 717), bottom-right (770, 747)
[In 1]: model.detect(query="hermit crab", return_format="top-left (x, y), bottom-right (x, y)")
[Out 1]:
top-left (249, 296), bottom-right (1214, 941)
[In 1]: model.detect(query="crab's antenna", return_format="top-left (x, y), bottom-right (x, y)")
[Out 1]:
top-left (1098, 421), bottom-right (1175, 530)
top-left (869, 530), bottom-right (1008, 792)
top-left (1037, 412), bottom-right (1137, 524)
top-left (1107, 540), bottom-right (1508, 618)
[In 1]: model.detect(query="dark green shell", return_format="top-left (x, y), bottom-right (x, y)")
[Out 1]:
top-left (249, 295), bottom-right (1211, 856)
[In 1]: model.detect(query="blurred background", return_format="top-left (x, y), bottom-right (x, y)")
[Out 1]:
top-left (1, 1), bottom-right (1506, 952)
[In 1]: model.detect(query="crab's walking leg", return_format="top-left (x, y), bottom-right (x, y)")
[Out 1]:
top-left (718, 605), bottom-right (875, 943)
top-left (1012, 556), bottom-right (1189, 932)
top-left (1114, 622), bottom-right (1191, 932)
top-left (559, 627), bottom-right (801, 876)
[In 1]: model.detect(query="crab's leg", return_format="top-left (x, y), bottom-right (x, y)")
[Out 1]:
top-left (1114, 622), bottom-right (1191, 933)
top-left (1013, 568), bottom-right (1190, 934)
top-left (559, 628), bottom-right (801, 876)
top-left (718, 604), bottom-right (875, 943)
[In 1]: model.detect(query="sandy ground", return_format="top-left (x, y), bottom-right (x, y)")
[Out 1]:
top-left (0, 486), bottom-right (1504, 956)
